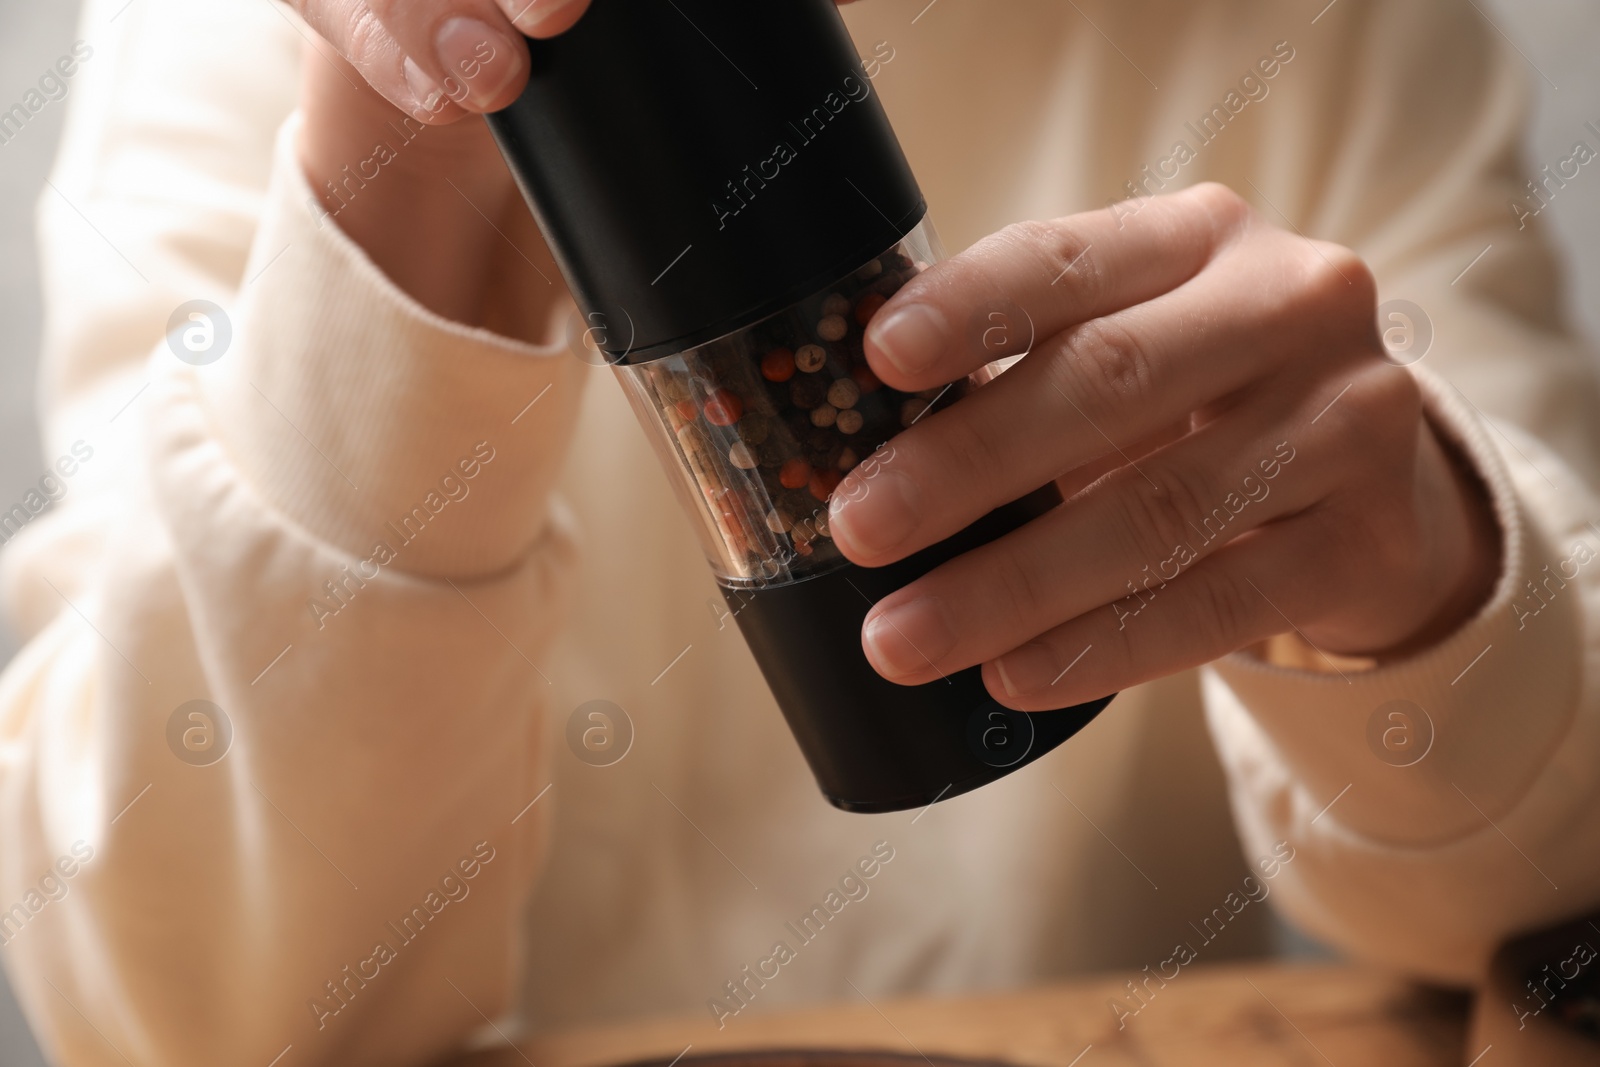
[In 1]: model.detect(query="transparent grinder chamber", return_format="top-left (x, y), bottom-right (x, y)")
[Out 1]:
top-left (615, 221), bottom-right (952, 589)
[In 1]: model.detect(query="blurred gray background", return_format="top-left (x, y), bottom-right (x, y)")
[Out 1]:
top-left (0, 0), bottom-right (1597, 1063)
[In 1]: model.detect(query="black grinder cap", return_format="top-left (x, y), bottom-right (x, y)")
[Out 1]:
top-left (485, 0), bottom-right (925, 365)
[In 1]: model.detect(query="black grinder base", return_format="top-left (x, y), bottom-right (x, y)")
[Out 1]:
top-left (721, 487), bottom-right (1114, 812)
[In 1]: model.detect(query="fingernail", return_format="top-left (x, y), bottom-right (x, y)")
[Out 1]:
top-left (994, 642), bottom-right (1058, 697)
top-left (863, 598), bottom-right (956, 679)
top-left (867, 303), bottom-right (948, 378)
top-left (829, 467), bottom-right (920, 556)
top-left (507, 0), bottom-right (586, 36)
top-left (434, 18), bottom-right (523, 110)
top-left (402, 57), bottom-right (446, 114)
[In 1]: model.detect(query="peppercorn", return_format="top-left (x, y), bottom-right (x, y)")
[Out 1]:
top-left (900, 397), bottom-right (929, 427)
top-left (856, 258), bottom-right (883, 281)
top-left (747, 386), bottom-right (779, 417)
top-left (851, 364), bottom-right (882, 393)
top-left (779, 457), bottom-right (812, 489)
top-left (809, 467), bottom-right (843, 502)
top-left (821, 293), bottom-right (850, 318)
top-left (758, 438), bottom-right (787, 468)
top-left (854, 292), bottom-right (887, 328)
top-left (704, 389), bottom-right (743, 426)
top-left (728, 441), bottom-right (758, 469)
top-left (674, 398), bottom-right (698, 422)
top-left (761, 347), bottom-right (796, 382)
top-left (835, 408), bottom-right (864, 435)
top-left (737, 412), bottom-right (771, 445)
top-left (826, 379), bottom-right (860, 409)
top-left (765, 509), bottom-right (793, 533)
top-left (816, 315), bottom-right (848, 342)
top-left (837, 447), bottom-right (859, 471)
top-left (790, 375), bottom-right (828, 408)
top-left (795, 344), bottom-right (827, 373)
top-left (810, 403), bottom-right (838, 428)
top-left (781, 487), bottom-right (812, 514)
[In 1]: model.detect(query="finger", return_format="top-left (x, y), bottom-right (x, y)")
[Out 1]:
top-left (857, 380), bottom-right (1328, 684)
top-left (363, 0), bottom-right (531, 113)
top-left (495, 0), bottom-right (592, 37)
top-left (288, 0), bottom-right (469, 122)
top-left (981, 510), bottom-right (1344, 711)
top-left (828, 229), bottom-right (1372, 567)
top-left (861, 182), bottom-right (1252, 391)
top-left (1053, 418), bottom-right (1187, 501)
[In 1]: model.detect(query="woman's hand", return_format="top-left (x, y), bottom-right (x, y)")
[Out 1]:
top-left (288, 0), bottom-right (586, 323)
top-left (287, 0), bottom-right (587, 124)
top-left (830, 183), bottom-right (1502, 710)
top-left (286, 0), bottom-right (852, 322)
top-left (287, 0), bottom-right (857, 124)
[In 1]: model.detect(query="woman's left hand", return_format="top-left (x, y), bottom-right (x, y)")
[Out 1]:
top-left (828, 183), bottom-right (1501, 709)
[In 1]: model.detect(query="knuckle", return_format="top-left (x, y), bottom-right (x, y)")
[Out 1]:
top-left (933, 411), bottom-right (1008, 497)
top-left (1355, 360), bottom-right (1421, 424)
top-left (1120, 461), bottom-right (1216, 568)
top-left (998, 218), bottom-right (1104, 303)
top-left (997, 217), bottom-right (1057, 252)
top-left (1055, 316), bottom-right (1153, 422)
top-left (1097, 599), bottom-right (1142, 673)
top-left (1188, 566), bottom-right (1261, 646)
top-left (1299, 240), bottom-right (1376, 318)
top-left (345, 7), bottom-right (392, 61)
top-left (1187, 181), bottom-right (1252, 233)
top-left (982, 220), bottom-right (1055, 280)
top-left (1043, 220), bottom-right (1104, 301)
top-left (1325, 362), bottom-right (1422, 455)
top-left (989, 543), bottom-right (1052, 625)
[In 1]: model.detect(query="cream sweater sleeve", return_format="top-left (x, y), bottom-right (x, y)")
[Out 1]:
top-left (1203, 0), bottom-right (1600, 985)
top-left (0, 0), bottom-right (584, 1064)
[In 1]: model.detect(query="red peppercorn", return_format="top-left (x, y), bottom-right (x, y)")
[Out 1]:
top-left (703, 389), bottom-right (743, 426)
top-left (855, 292), bottom-right (887, 328)
top-left (851, 363), bottom-right (882, 393)
top-left (779, 457), bottom-right (812, 489)
top-left (809, 467), bottom-right (843, 501)
top-left (675, 398), bottom-right (699, 422)
top-left (761, 347), bottom-right (796, 382)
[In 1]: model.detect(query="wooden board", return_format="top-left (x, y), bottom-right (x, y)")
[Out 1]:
top-left (444, 963), bottom-right (1470, 1067)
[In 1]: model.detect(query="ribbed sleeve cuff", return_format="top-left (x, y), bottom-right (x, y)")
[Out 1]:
top-left (1207, 364), bottom-right (1585, 846)
top-left (189, 113), bottom-right (587, 578)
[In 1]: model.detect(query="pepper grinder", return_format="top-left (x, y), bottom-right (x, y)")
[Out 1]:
top-left (486, 0), bottom-right (1113, 812)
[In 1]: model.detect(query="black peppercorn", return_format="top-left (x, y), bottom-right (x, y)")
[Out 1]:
top-left (790, 375), bottom-right (828, 409)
